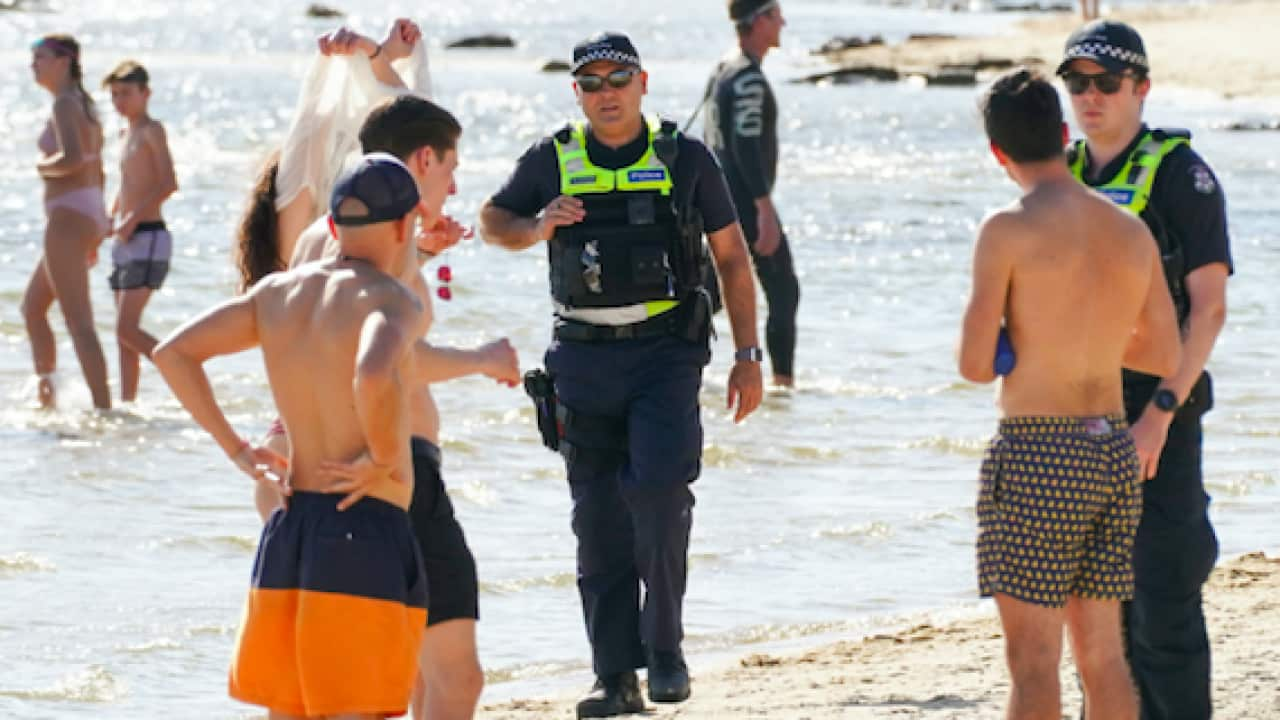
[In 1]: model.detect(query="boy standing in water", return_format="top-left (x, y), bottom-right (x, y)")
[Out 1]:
top-left (959, 69), bottom-right (1182, 720)
top-left (155, 154), bottom-right (428, 718)
top-left (104, 60), bottom-right (178, 402)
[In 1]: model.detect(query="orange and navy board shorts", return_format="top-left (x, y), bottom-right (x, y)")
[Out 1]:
top-left (976, 415), bottom-right (1142, 608)
top-left (229, 491), bottom-right (428, 718)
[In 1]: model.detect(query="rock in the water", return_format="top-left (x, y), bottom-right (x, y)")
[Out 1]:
top-left (925, 66), bottom-right (978, 86)
top-left (792, 65), bottom-right (901, 85)
top-left (811, 35), bottom-right (885, 55)
top-left (972, 57), bottom-right (1017, 71)
top-left (447, 34), bottom-right (516, 49)
top-left (908, 33), bottom-right (957, 42)
top-left (305, 3), bottom-right (343, 18)
top-left (1221, 119), bottom-right (1280, 131)
top-left (539, 59), bottom-right (572, 73)
top-left (992, 0), bottom-right (1072, 11)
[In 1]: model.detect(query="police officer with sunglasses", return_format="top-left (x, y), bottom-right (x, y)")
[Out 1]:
top-left (1058, 20), bottom-right (1232, 720)
top-left (479, 31), bottom-right (764, 718)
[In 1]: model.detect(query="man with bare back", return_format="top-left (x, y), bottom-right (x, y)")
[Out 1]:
top-left (104, 60), bottom-right (179, 403)
top-left (289, 94), bottom-right (518, 720)
top-left (155, 153), bottom-right (428, 719)
top-left (958, 68), bottom-right (1182, 720)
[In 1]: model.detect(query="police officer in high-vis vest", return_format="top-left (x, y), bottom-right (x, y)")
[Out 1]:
top-left (480, 32), bottom-right (764, 718)
top-left (1058, 21), bottom-right (1232, 720)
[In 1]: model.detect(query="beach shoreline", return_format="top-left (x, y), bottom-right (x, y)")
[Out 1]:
top-left (479, 550), bottom-right (1280, 718)
top-left (815, 1), bottom-right (1280, 100)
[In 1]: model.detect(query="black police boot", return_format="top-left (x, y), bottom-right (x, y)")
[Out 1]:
top-left (575, 671), bottom-right (645, 718)
top-left (646, 649), bottom-right (691, 703)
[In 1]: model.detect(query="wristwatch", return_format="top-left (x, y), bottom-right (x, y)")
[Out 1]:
top-left (1152, 388), bottom-right (1179, 413)
top-left (734, 346), bottom-right (763, 363)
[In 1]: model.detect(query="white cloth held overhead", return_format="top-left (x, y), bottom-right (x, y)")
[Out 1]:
top-left (275, 40), bottom-right (433, 214)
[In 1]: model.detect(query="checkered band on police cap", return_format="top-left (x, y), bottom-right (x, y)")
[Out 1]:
top-left (1057, 20), bottom-right (1149, 75)
top-left (571, 32), bottom-right (641, 75)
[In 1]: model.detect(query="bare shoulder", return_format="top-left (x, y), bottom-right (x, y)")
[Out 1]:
top-left (974, 205), bottom-right (1025, 254)
top-left (51, 92), bottom-right (81, 114)
top-left (289, 219), bottom-right (337, 268)
top-left (251, 261), bottom-right (313, 297)
top-left (334, 263), bottom-right (423, 320)
top-left (142, 119), bottom-right (170, 145)
top-left (50, 93), bottom-right (90, 126)
top-left (1089, 190), bottom-right (1155, 250)
top-left (377, 273), bottom-right (425, 321)
top-left (404, 269), bottom-right (431, 305)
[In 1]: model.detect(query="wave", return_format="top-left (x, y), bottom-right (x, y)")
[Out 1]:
top-left (911, 509), bottom-right (962, 525)
top-left (686, 618), bottom-right (860, 650)
top-left (786, 445), bottom-right (844, 462)
top-left (767, 377), bottom-right (971, 400)
top-left (452, 480), bottom-right (498, 507)
top-left (1207, 471), bottom-right (1276, 498)
top-left (480, 571), bottom-right (577, 596)
top-left (148, 535), bottom-right (257, 553)
top-left (904, 435), bottom-right (987, 456)
top-left (118, 638), bottom-right (184, 655)
top-left (184, 623), bottom-right (237, 638)
top-left (0, 665), bottom-right (123, 703)
top-left (484, 658), bottom-right (588, 685)
top-left (702, 443), bottom-right (746, 468)
top-left (814, 521), bottom-right (894, 542)
top-left (0, 552), bottom-right (55, 576)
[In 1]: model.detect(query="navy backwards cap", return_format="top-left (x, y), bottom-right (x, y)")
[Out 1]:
top-left (1057, 20), bottom-right (1149, 76)
top-left (728, 0), bottom-right (778, 22)
top-left (330, 152), bottom-right (420, 227)
top-left (571, 32), bottom-right (641, 75)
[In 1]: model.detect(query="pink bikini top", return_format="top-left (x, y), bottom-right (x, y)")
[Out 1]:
top-left (37, 119), bottom-right (99, 162)
top-left (38, 121), bottom-right (57, 156)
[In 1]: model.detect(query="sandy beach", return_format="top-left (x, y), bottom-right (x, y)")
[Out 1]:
top-left (480, 552), bottom-right (1280, 718)
top-left (1, 1), bottom-right (1275, 716)
top-left (819, 1), bottom-right (1280, 99)
top-left (477, 6), bottom-right (1280, 717)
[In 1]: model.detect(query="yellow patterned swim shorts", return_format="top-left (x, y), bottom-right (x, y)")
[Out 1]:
top-left (976, 415), bottom-right (1142, 608)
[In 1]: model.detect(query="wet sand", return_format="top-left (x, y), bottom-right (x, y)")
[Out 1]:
top-left (481, 551), bottom-right (1280, 718)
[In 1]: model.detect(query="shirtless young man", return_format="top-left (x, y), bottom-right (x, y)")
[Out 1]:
top-left (155, 154), bottom-right (429, 718)
top-left (958, 69), bottom-right (1182, 720)
top-left (290, 95), bottom-right (520, 720)
top-left (103, 60), bottom-right (178, 402)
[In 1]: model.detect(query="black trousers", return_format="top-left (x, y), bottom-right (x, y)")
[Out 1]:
top-left (1123, 407), bottom-right (1219, 720)
top-left (545, 335), bottom-right (708, 676)
top-left (705, 204), bottom-right (800, 378)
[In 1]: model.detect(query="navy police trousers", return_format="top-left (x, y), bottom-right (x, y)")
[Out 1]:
top-left (546, 334), bottom-right (709, 676)
top-left (1124, 411), bottom-right (1219, 720)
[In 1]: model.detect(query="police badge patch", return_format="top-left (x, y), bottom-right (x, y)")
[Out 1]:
top-left (1190, 165), bottom-right (1216, 194)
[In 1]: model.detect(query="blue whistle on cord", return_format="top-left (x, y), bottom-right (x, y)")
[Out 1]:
top-left (994, 327), bottom-right (1016, 376)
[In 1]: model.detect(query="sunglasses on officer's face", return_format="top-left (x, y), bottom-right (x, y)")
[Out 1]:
top-left (1062, 70), bottom-right (1135, 95)
top-left (575, 69), bottom-right (638, 93)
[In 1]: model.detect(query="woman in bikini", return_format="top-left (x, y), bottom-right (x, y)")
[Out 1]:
top-left (23, 34), bottom-right (113, 410)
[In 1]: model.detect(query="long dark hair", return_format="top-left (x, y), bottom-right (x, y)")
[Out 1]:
top-left (233, 150), bottom-right (283, 293)
top-left (39, 34), bottom-right (98, 126)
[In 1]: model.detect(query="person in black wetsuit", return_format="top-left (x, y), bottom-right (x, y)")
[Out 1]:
top-left (703, 0), bottom-right (800, 387)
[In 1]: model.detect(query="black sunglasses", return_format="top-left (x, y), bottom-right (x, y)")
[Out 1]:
top-left (576, 69), bottom-right (637, 93)
top-left (1062, 71), bottom-right (1135, 95)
